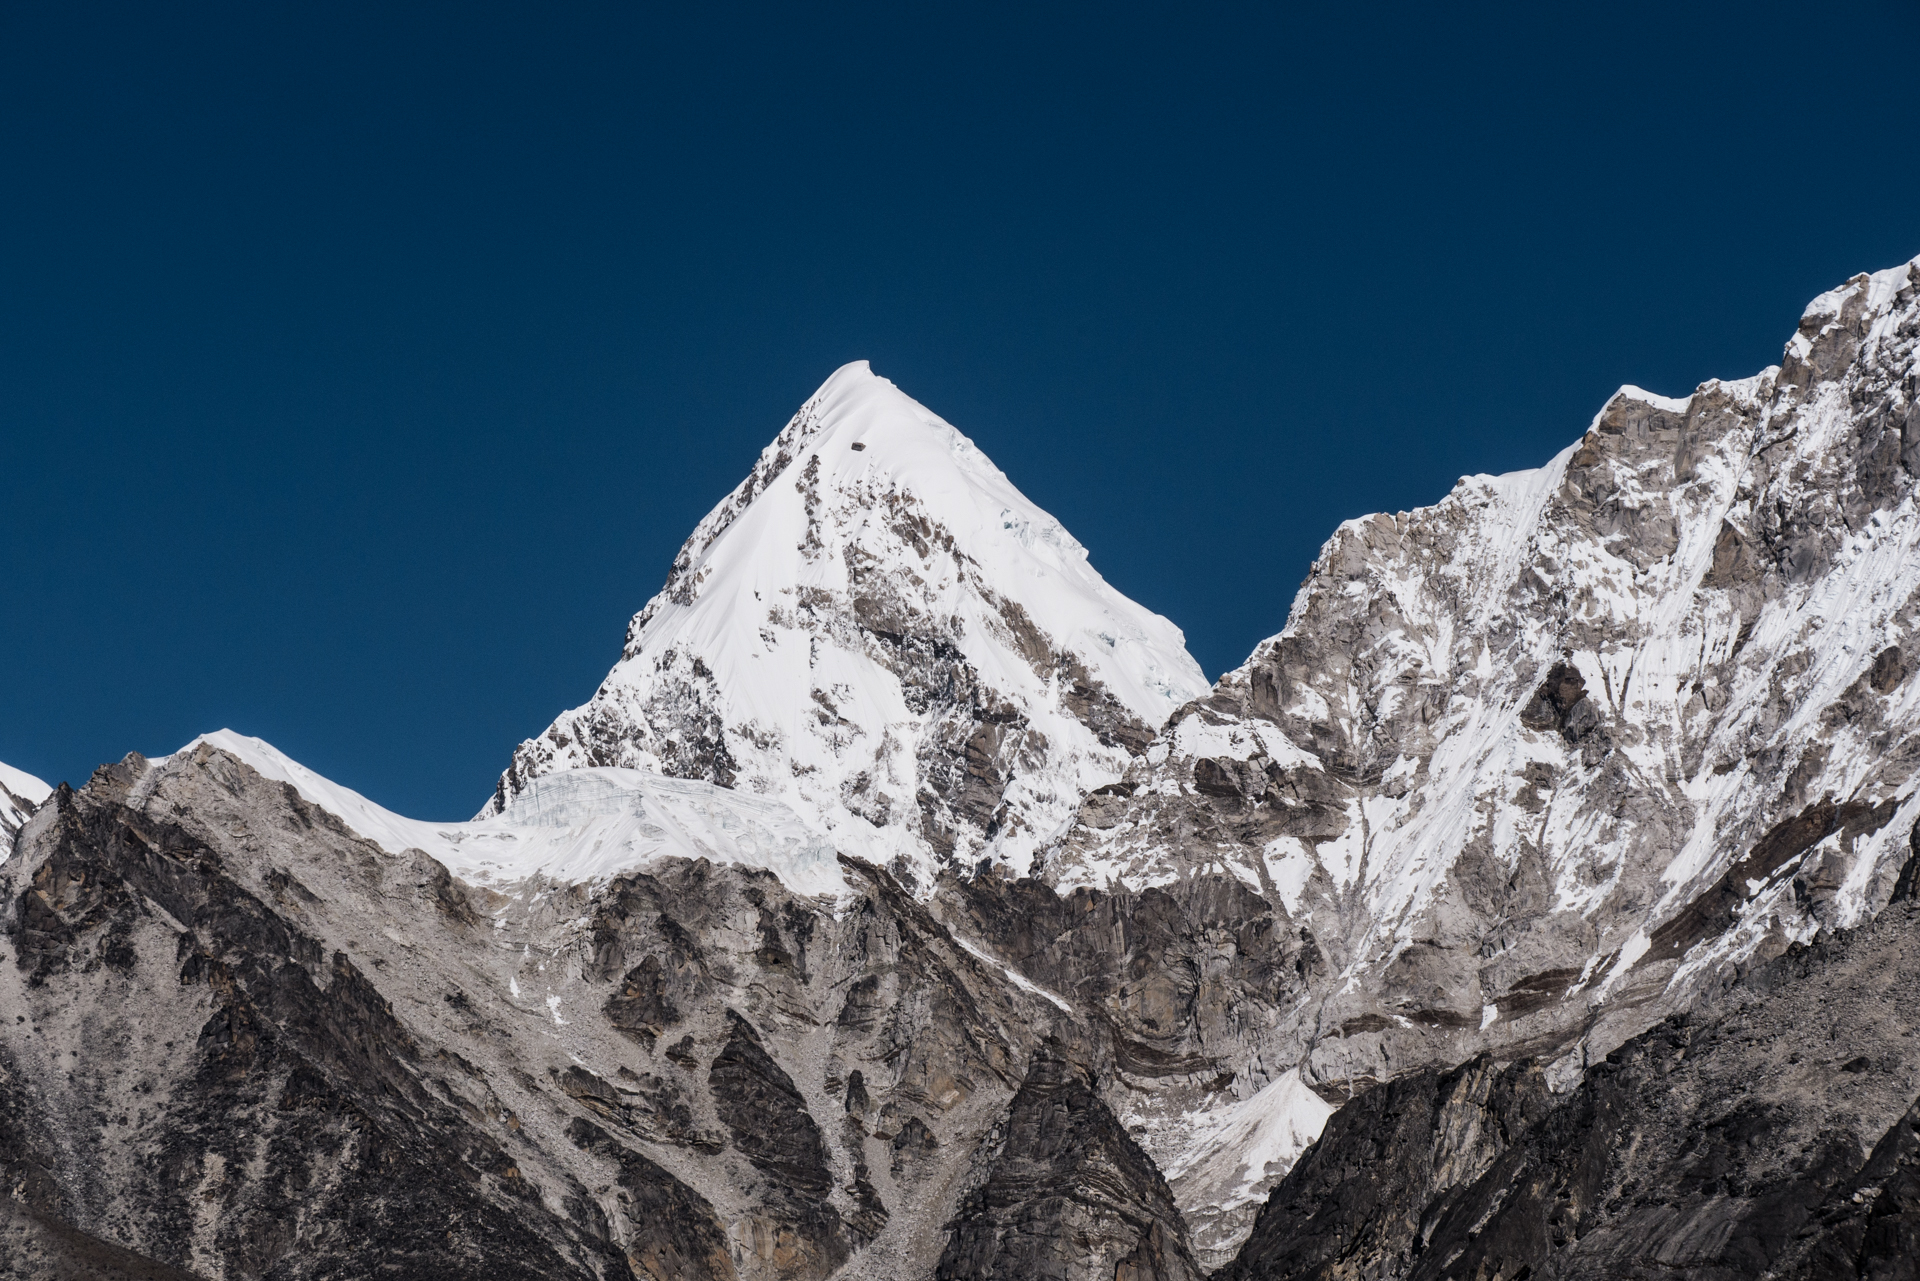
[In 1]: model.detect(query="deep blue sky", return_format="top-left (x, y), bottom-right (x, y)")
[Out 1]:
top-left (4, 2), bottom-right (1918, 817)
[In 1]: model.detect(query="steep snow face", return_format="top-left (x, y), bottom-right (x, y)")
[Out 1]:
top-left (1053, 257), bottom-right (1920, 1090)
top-left (184, 730), bottom-right (852, 898)
top-left (1158, 1070), bottom-right (1333, 1269)
top-left (486, 361), bottom-right (1209, 888)
top-left (1, 759), bottom-right (51, 846)
top-left (1047, 257), bottom-right (1920, 1255)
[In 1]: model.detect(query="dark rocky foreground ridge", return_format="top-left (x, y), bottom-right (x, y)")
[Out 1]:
top-left (1220, 866), bottom-right (1920, 1281)
top-left (5, 255), bottom-right (1920, 1279)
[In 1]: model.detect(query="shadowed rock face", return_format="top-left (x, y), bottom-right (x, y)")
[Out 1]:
top-left (1219, 895), bottom-right (1920, 1281)
top-left (1213, 1057), bottom-right (1556, 1281)
top-left (707, 1013), bottom-right (850, 1275)
top-left (936, 1054), bottom-right (1203, 1281)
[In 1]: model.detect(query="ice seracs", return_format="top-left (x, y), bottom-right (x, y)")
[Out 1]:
top-left (484, 360), bottom-right (1209, 889)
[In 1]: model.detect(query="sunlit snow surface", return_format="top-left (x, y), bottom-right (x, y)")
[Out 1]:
top-left (487, 360), bottom-right (1212, 884)
top-left (183, 730), bottom-right (854, 898)
top-left (0, 759), bottom-right (52, 838)
top-left (1163, 1070), bottom-right (1334, 1210)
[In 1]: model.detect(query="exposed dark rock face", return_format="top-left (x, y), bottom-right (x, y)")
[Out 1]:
top-left (564, 1119), bottom-right (736, 1281)
top-left (936, 1054), bottom-right (1202, 1281)
top-left (1218, 1057), bottom-right (1553, 1281)
top-left (1518, 661), bottom-right (1604, 746)
top-left (1785, 1089), bottom-right (1920, 1279)
top-left (1221, 899), bottom-right (1920, 1280)
top-left (708, 1012), bottom-right (850, 1275)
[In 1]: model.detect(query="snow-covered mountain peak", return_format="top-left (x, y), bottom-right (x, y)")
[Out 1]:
top-left (657, 360), bottom-right (1094, 583)
top-left (486, 362), bottom-right (1210, 888)
top-left (1065, 253), bottom-right (1920, 932)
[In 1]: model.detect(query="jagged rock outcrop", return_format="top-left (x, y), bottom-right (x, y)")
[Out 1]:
top-left (1046, 257), bottom-right (1920, 1255)
top-left (1220, 885), bottom-right (1920, 1280)
top-left (936, 1053), bottom-right (1202, 1281)
top-left (935, 866), bottom-right (1333, 1267)
top-left (1216, 1056), bottom-right (1554, 1281)
top-left (482, 361), bottom-right (1209, 887)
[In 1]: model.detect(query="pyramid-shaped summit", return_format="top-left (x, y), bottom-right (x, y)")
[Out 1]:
top-left (485, 360), bottom-right (1209, 887)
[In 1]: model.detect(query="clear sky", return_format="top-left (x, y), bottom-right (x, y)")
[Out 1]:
top-left (4, 2), bottom-right (1918, 818)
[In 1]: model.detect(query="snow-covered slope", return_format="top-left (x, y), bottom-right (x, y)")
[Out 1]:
top-left (1045, 257), bottom-right (1920, 1250)
top-left (185, 729), bottom-right (851, 897)
top-left (1, 759), bottom-right (51, 846)
top-left (485, 361), bottom-right (1209, 888)
top-left (1160, 1070), bottom-right (1333, 1257)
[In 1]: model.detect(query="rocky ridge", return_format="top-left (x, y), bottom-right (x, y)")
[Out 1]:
top-left (1, 742), bottom-right (1202, 1281)
top-left (5, 258), bottom-right (1920, 1279)
top-left (1044, 256), bottom-right (1920, 1254)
